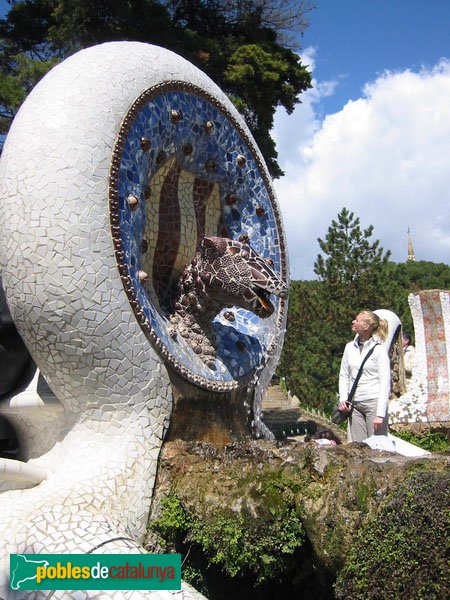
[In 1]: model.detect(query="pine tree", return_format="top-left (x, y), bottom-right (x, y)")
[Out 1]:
top-left (278, 280), bottom-right (336, 411)
top-left (314, 207), bottom-right (392, 303)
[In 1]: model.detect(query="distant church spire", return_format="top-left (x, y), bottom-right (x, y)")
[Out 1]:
top-left (407, 227), bottom-right (416, 262)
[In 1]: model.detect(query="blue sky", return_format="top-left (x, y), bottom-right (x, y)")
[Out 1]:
top-left (274, 0), bottom-right (450, 278)
top-left (1, 1), bottom-right (450, 279)
top-left (302, 0), bottom-right (450, 116)
top-left (0, 1), bottom-right (9, 18)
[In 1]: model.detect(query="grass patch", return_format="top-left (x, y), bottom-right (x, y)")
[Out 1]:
top-left (394, 429), bottom-right (449, 453)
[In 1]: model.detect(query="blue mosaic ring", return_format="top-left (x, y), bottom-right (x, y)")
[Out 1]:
top-left (110, 82), bottom-right (288, 391)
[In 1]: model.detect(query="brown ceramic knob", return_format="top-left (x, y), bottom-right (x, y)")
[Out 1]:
top-left (140, 136), bottom-right (151, 151)
top-left (170, 109), bottom-right (182, 124)
top-left (127, 194), bottom-right (139, 211)
top-left (237, 154), bottom-right (246, 167)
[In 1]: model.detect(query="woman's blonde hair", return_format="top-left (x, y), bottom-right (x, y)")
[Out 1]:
top-left (359, 310), bottom-right (388, 341)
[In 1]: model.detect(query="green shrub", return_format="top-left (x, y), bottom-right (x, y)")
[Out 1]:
top-left (335, 468), bottom-right (450, 600)
top-left (152, 490), bottom-right (305, 585)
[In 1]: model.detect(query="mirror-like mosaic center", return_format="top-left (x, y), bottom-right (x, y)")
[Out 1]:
top-left (110, 83), bottom-right (287, 390)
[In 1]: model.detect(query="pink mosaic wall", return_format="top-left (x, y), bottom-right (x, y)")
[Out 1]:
top-left (389, 289), bottom-right (450, 424)
top-left (421, 290), bottom-right (450, 421)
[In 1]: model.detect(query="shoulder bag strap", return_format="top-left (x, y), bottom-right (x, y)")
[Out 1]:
top-left (347, 343), bottom-right (380, 405)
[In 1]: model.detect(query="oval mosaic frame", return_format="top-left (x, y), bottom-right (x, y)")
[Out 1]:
top-left (109, 81), bottom-right (288, 392)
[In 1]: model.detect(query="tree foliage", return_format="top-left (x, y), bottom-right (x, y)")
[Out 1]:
top-left (277, 280), bottom-right (336, 411)
top-left (314, 207), bottom-right (393, 305)
top-left (0, 51), bottom-right (58, 119)
top-left (0, 0), bottom-right (313, 176)
top-left (386, 259), bottom-right (450, 336)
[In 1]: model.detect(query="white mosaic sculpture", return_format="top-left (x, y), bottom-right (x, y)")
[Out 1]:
top-left (374, 308), bottom-right (402, 351)
top-left (0, 42), bottom-right (287, 599)
top-left (390, 290), bottom-right (450, 424)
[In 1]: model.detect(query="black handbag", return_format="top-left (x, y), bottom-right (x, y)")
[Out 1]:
top-left (331, 343), bottom-right (379, 425)
top-left (331, 403), bottom-right (352, 425)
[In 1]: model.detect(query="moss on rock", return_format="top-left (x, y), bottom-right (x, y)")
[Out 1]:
top-left (152, 489), bottom-right (304, 583)
top-left (335, 467), bottom-right (450, 600)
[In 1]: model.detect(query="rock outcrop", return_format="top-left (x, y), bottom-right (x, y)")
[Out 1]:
top-left (146, 439), bottom-right (449, 600)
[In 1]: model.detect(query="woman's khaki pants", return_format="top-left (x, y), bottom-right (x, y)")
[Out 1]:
top-left (347, 398), bottom-right (388, 443)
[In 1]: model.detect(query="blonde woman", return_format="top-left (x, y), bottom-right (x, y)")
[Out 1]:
top-left (338, 311), bottom-right (390, 442)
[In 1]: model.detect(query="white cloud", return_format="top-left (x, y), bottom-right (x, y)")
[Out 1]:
top-left (273, 57), bottom-right (450, 279)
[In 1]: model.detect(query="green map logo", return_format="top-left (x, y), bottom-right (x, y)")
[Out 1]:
top-left (10, 554), bottom-right (181, 590)
top-left (10, 555), bottom-right (50, 590)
